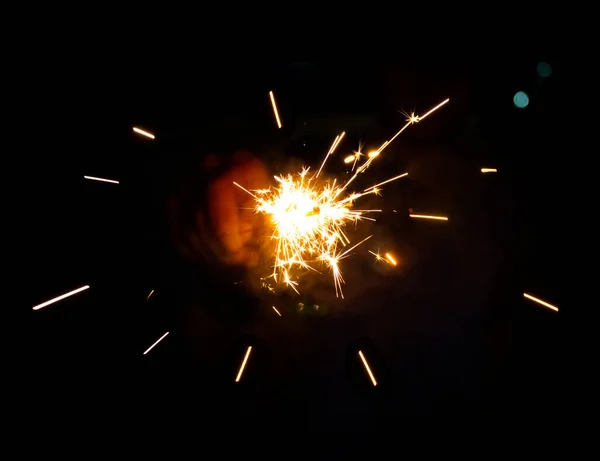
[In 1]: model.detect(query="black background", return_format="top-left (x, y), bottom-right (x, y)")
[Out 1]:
top-left (24, 59), bottom-right (564, 431)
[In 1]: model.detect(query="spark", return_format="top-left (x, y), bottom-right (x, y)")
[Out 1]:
top-left (32, 285), bottom-right (90, 310)
top-left (523, 293), bottom-right (559, 312)
top-left (358, 350), bottom-right (377, 386)
top-left (481, 168), bottom-right (498, 173)
top-left (316, 132), bottom-right (346, 179)
top-left (143, 332), bottom-right (169, 355)
top-left (410, 214), bottom-right (449, 221)
top-left (369, 250), bottom-right (386, 263)
top-left (344, 155), bottom-right (355, 164)
top-left (84, 176), bottom-right (119, 184)
top-left (235, 346), bottom-right (252, 382)
top-left (234, 98), bottom-right (448, 297)
top-left (146, 289), bottom-right (154, 300)
top-left (133, 127), bottom-right (155, 139)
top-left (272, 305), bottom-right (282, 316)
top-left (385, 253), bottom-right (397, 265)
top-left (269, 91), bottom-right (282, 129)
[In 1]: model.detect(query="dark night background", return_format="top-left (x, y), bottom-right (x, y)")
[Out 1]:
top-left (24, 60), bottom-right (564, 431)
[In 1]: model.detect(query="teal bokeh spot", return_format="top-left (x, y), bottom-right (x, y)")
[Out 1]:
top-left (537, 61), bottom-right (552, 78)
top-left (513, 91), bottom-right (529, 108)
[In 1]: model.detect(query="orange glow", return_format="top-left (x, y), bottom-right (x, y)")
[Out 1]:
top-left (358, 350), bottom-right (377, 386)
top-left (133, 127), bottom-right (155, 139)
top-left (344, 155), bottom-right (355, 164)
top-left (146, 289), bottom-right (154, 300)
top-left (235, 346), bottom-right (252, 382)
top-left (32, 285), bottom-right (90, 310)
top-left (84, 176), bottom-right (119, 184)
top-left (523, 293), bottom-right (559, 312)
top-left (269, 91), bottom-right (282, 129)
top-left (368, 150), bottom-right (379, 158)
top-left (409, 214), bottom-right (448, 221)
top-left (143, 332), bottom-right (169, 355)
top-left (385, 253), bottom-right (397, 265)
top-left (272, 305), bottom-right (282, 316)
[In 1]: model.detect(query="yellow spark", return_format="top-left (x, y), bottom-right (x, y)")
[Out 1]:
top-left (523, 293), bottom-right (559, 312)
top-left (363, 173), bottom-right (408, 192)
top-left (368, 150), bottom-right (379, 158)
top-left (385, 253), bottom-right (397, 266)
top-left (32, 285), bottom-right (90, 310)
top-left (410, 214), bottom-right (449, 221)
top-left (235, 346), bottom-right (252, 382)
top-left (369, 250), bottom-right (385, 263)
top-left (481, 168), bottom-right (498, 173)
top-left (269, 90), bottom-right (282, 129)
top-left (331, 131), bottom-right (345, 153)
top-left (143, 332), bottom-right (169, 355)
top-left (272, 305), bottom-right (282, 316)
top-left (146, 289), bottom-right (154, 300)
top-left (358, 350), bottom-right (377, 386)
top-left (133, 127), bottom-right (155, 139)
top-left (84, 176), bottom-right (119, 184)
top-left (344, 155), bottom-right (355, 164)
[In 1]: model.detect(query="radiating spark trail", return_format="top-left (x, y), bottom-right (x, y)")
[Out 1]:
top-left (481, 168), bottom-right (498, 173)
top-left (133, 127), bottom-right (155, 139)
top-left (369, 250), bottom-right (386, 263)
top-left (269, 91), bottom-right (282, 129)
top-left (358, 350), bottom-right (377, 386)
top-left (363, 173), bottom-right (408, 192)
top-left (385, 253), bottom-right (397, 265)
top-left (272, 305), bottom-right (282, 316)
top-left (84, 176), bottom-right (119, 184)
top-left (143, 332), bottom-right (169, 355)
top-left (233, 181), bottom-right (257, 198)
top-left (146, 290), bottom-right (154, 300)
top-left (316, 132), bottom-right (345, 179)
top-left (235, 346), bottom-right (252, 382)
top-left (410, 214), bottom-right (449, 221)
top-left (418, 98), bottom-right (450, 121)
top-left (523, 293), bottom-right (559, 312)
top-left (32, 285), bottom-right (90, 310)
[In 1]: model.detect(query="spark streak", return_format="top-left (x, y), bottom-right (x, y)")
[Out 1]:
top-left (481, 168), bottom-right (498, 173)
top-left (269, 91), bottom-right (282, 129)
top-left (146, 290), bottom-right (154, 300)
top-left (272, 305), bottom-right (282, 316)
top-left (523, 293), bottom-right (559, 312)
top-left (143, 332), bottom-right (169, 355)
top-left (235, 346), bottom-right (252, 382)
top-left (133, 127), bottom-right (155, 139)
top-left (410, 214), bottom-right (449, 221)
top-left (385, 253), bottom-right (397, 265)
top-left (32, 285), bottom-right (90, 310)
top-left (358, 350), bottom-right (377, 386)
top-left (84, 176), bottom-right (119, 184)
top-left (344, 155), bottom-right (355, 164)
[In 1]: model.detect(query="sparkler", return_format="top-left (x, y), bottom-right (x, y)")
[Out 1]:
top-left (235, 98), bottom-right (449, 297)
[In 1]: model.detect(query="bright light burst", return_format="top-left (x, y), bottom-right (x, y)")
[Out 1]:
top-left (235, 98), bottom-right (449, 297)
